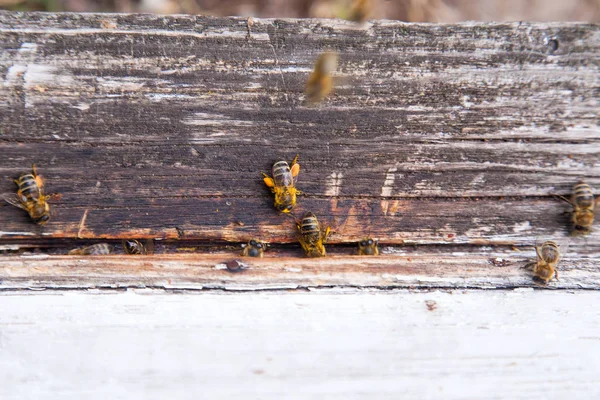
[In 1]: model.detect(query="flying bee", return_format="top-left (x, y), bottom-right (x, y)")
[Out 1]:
top-left (348, 0), bottom-right (373, 23)
top-left (297, 212), bottom-right (330, 257)
top-left (556, 182), bottom-right (599, 236)
top-left (525, 239), bottom-right (568, 284)
top-left (262, 155), bottom-right (301, 213)
top-left (305, 52), bottom-right (338, 104)
top-left (68, 243), bottom-right (112, 255)
top-left (122, 239), bottom-right (154, 255)
top-left (5, 164), bottom-right (50, 225)
top-left (241, 239), bottom-right (267, 258)
top-left (358, 238), bottom-right (379, 256)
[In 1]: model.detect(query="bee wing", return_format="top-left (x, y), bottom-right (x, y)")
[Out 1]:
top-left (68, 248), bottom-right (84, 255)
top-left (534, 237), bottom-right (553, 260)
top-left (4, 194), bottom-right (26, 210)
top-left (555, 238), bottom-right (570, 258)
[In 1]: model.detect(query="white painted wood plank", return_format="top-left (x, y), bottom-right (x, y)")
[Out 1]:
top-left (0, 289), bottom-right (599, 399)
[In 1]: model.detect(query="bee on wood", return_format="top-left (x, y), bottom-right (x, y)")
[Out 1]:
top-left (524, 240), bottom-right (567, 284)
top-left (122, 239), bottom-right (154, 255)
top-left (305, 52), bottom-right (338, 104)
top-left (68, 243), bottom-right (112, 255)
top-left (348, 0), bottom-right (373, 23)
top-left (556, 182), bottom-right (599, 236)
top-left (5, 164), bottom-right (50, 225)
top-left (263, 155), bottom-right (301, 213)
top-left (241, 239), bottom-right (266, 258)
top-left (358, 238), bottom-right (379, 255)
top-left (297, 212), bottom-right (330, 258)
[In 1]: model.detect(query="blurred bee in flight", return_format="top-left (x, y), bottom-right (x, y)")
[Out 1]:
top-left (68, 243), bottom-right (112, 255)
top-left (358, 238), bottom-right (379, 255)
top-left (348, 0), bottom-right (373, 23)
top-left (305, 52), bottom-right (339, 105)
top-left (524, 239), bottom-right (567, 284)
top-left (5, 164), bottom-right (51, 225)
top-left (241, 239), bottom-right (267, 258)
top-left (263, 155), bottom-right (301, 213)
top-left (123, 239), bottom-right (154, 255)
top-left (297, 212), bottom-right (330, 257)
top-left (556, 182), bottom-right (599, 236)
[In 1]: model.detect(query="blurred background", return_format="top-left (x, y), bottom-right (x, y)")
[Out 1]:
top-left (1, 0), bottom-right (599, 21)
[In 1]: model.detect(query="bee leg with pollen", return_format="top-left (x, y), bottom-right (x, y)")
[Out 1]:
top-left (262, 173), bottom-right (275, 190)
top-left (32, 164), bottom-right (45, 191)
top-left (290, 155), bottom-right (300, 185)
top-left (323, 226), bottom-right (331, 243)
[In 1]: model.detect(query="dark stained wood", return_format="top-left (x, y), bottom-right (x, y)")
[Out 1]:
top-left (0, 12), bottom-right (599, 259)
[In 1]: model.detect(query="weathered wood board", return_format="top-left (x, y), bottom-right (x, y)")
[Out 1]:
top-left (0, 12), bottom-right (599, 296)
top-left (0, 13), bottom-right (598, 249)
top-left (1, 290), bottom-right (600, 399)
top-left (1, 252), bottom-right (599, 290)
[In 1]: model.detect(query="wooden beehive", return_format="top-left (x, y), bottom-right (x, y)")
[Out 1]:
top-left (0, 12), bottom-right (599, 397)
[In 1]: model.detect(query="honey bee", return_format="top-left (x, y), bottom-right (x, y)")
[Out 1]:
top-left (348, 0), bottom-right (373, 23)
top-left (358, 238), bottom-right (379, 255)
top-left (263, 155), bottom-right (301, 213)
top-left (241, 239), bottom-right (266, 258)
top-left (525, 240), bottom-right (567, 284)
top-left (68, 243), bottom-right (112, 255)
top-left (5, 164), bottom-right (50, 225)
top-left (122, 239), bottom-right (154, 255)
top-left (556, 182), bottom-right (599, 235)
top-left (297, 212), bottom-right (330, 257)
top-left (305, 52), bottom-right (338, 104)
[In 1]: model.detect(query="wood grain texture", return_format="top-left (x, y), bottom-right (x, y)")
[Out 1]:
top-left (1, 252), bottom-right (599, 290)
top-left (1, 290), bottom-right (599, 399)
top-left (0, 12), bottom-right (599, 255)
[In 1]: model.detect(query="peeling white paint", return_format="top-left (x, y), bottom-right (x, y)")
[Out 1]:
top-left (23, 64), bottom-right (75, 89)
top-left (380, 166), bottom-right (397, 197)
top-left (324, 172), bottom-right (343, 197)
top-left (513, 221), bottom-right (532, 233)
top-left (464, 226), bottom-right (493, 237)
top-left (146, 93), bottom-right (196, 101)
top-left (0, 231), bottom-right (36, 236)
top-left (73, 103), bottom-right (90, 111)
top-left (96, 77), bottom-right (145, 91)
top-left (4, 64), bottom-right (27, 86)
top-left (18, 42), bottom-right (38, 54)
top-left (184, 112), bottom-right (254, 127)
top-left (470, 173), bottom-right (486, 186)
